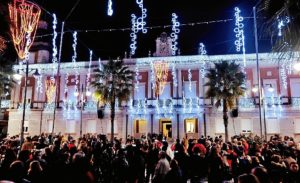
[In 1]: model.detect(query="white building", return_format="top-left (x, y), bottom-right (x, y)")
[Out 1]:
top-left (7, 33), bottom-right (300, 142)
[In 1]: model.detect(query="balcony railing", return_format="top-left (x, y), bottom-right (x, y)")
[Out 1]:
top-left (9, 97), bottom-right (300, 112)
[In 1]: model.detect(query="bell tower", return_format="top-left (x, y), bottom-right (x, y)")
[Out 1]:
top-left (153, 32), bottom-right (172, 57)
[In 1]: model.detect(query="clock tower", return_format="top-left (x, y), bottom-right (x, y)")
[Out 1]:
top-left (154, 32), bottom-right (172, 57)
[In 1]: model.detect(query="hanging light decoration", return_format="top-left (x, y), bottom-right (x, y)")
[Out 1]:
top-left (107, 0), bottom-right (113, 16)
top-left (64, 72), bottom-right (69, 97)
top-left (0, 36), bottom-right (6, 54)
top-left (135, 0), bottom-right (147, 34)
top-left (130, 14), bottom-right (137, 56)
top-left (51, 13), bottom-right (58, 83)
top-left (9, 0), bottom-right (41, 60)
top-left (199, 42), bottom-right (207, 78)
top-left (234, 7), bottom-right (246, 69)
top-left (45, 79), bottom-right (56, 104)
top-left (36, 73), bottom-right (43, 94)
top-left (171, 62), bottom-right (177, 87)
top-left (154, 61), bottom-right (169, 96)
top-left (72, 31), bottom-right (79, 96)
top-left (86, 50), bottom-right (93, 96)
top-left (277, 16), bottom-right (290, 36)
top-left (135, 64), bottom-right (139, 91)
top-left (150, 61), bottom-right (155, 90)
top-left (188, 69), bottom-right (192, 92)
top-left (171, 13), bottom-right (180, 56)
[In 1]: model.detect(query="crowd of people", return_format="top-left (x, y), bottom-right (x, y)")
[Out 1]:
top-left (0, 133), bottom-right (299, 183)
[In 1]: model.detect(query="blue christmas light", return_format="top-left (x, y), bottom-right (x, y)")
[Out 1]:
top-left (107, 0), bottom-right (113, 16)
top-left (130, 14), bottom-right (137, 56)
top-left (172, 62), bottom-right (177, 87)
top-left (171, 13), bottom-right (180, 56)
top-left (51, 13), bottom-right (58, 82)
top-left (278, 16), bottom-right (290, 37)
top-left (234, 7), bottom-right (246, 68)
top-left (188, 69), bottom-right (192, 92)
top-left (135, 64), bottom-right (139, 91)
top-left (136, 0), bottom-right (147, 33)
top-left (199, 43), bottom-right (207, 78)
top-left (72, 31), bottom-right (79, 96)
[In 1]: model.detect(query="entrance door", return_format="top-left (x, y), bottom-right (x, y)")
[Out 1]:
top-left (160, 119), bottom-right (172, 139)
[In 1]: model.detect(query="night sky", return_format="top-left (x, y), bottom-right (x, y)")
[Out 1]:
top-left (32, 0), bottom-right (270, 62)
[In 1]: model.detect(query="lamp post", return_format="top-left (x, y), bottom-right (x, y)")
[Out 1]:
top-left (74, 83), bottom-right (91, 138)
top-left (13, 61), bottom-right (40, 146)
top-left (252, 84), bottom-right (274, 140)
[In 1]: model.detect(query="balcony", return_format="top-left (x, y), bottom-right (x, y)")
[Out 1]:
top-left (8, 97), bottom-right (300, 113)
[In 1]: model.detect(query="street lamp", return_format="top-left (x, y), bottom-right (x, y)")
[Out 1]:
top-left (294, 62), bottom-right (300, 72)
top-left (252, 83), bottom-right (274, 140)
top-left (14, 61), bottom-right (40, 146)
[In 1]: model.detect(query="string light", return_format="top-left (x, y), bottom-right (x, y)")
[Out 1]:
top-left (64, 72), bottom-right (69, 99)
top-left (277, 16), bottom-right (290, 36)
top-left (136, 0), bottom-right (147, 34)
top-left (107, 0), bottom-right (113, 16)
top-left (130, 14), bottom-right (137, 56)
top-left (171, 13), bottom-right (180, 56)
top-left (8, 0), bottom-right (41, 59)
top-left (198, 43), bottom-right (207, 78)
top-left (150, 60), bottom-right (155, 90)
top-left (98, 58), bottom-right (103, 84)
top-left (171, 62), bottom-right (177, 87)
top-left (234, 7), bottom-right (246, 68)
top-left (36, 74), bottom-right (43, 94)
top-left (51, 13), bottom-right (58, 83)
top-left (280, 63), bottom-right (288, 89)
top-left (135, 64), bottom-right (139, 91)
top-left (72, 31), bottom-right (79, 96)
top-left (86, 50), bottom-right (93, 93)
top-left (0, 36), bottom-right (6, 54)
top-left (188, 69), bottom-right (192, 92)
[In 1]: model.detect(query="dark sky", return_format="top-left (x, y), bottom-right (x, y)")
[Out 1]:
top-left (32, 0), bottom-right (270, 62)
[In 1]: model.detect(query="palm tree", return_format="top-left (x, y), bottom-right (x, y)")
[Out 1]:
top-left (205, 61), bottom-right (246, 142)
top-left (92, 58), bottom-right (133, 143)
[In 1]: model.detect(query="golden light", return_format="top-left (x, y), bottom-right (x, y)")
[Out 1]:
top-left (154, 61), bottom-right (169, 96)
top-left (0, 36), bottom-right (6, 54)
top-left (45, 80), bottom-right (56, 104)
top-left (9, 0), bottom-right (41, 59)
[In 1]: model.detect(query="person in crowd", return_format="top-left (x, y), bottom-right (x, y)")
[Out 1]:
top-left (152, 151), bottom-right (170, 183)
top-left (164, 159), bottom-right (184, 183)
top-left (237, 173), bottom-right (260, 183)
top-left (1, 132), bottom-right (300, 183)
top-left (27, 160), bottom-right (43, 183)
top-left (251, 167), bottom-right (272, 183)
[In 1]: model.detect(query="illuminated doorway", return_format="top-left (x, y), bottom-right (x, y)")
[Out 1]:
top-left (184, 118), bottom-right (198, 139)
top-left (160, 119), bottom-right (172, 139)
top-left (133, 119), bottom-right (147, 138)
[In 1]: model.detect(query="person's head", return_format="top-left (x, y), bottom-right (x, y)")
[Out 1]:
top-left (238, 174), bottom-right (259, 183)
top-left (289, 161), bottom-right (299, 173)
top-left (9, 160), bottom-right (26, 181)
top-left (159, 151), bottom-right (167, 159)
top-left (170, 159), bottom-right (179, 170)
top-left (251, 167), bottom-right (271, 183)
top-left (28, 160), bottom-right (43, 174)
